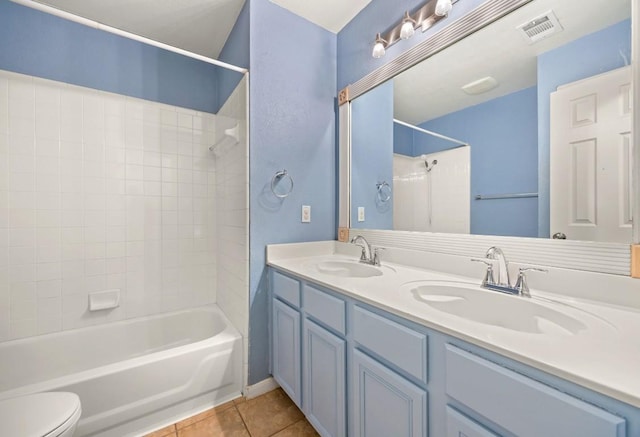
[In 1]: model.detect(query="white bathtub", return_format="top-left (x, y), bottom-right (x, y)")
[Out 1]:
top-left (0, 305), bottom-right (242, 437)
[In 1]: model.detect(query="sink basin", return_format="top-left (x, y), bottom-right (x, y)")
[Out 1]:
top-left (406, 281), bottom-right (588, 335)
top-left (310, 260), bottom-right (393, 278)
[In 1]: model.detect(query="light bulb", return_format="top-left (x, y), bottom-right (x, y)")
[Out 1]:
top-left (372, 33), bottom-right (387, 58)
top-left (400, 20), bottom-right (415, 40)
top-left (372, 42), bottom-right (386, 58)
top-left (435, 0), bottom-right (452, 16)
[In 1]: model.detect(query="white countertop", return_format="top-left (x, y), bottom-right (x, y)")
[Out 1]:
top-left (266, 241), bottom-right (640, 409)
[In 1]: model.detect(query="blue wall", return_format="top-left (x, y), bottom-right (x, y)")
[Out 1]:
top-left (393, 122), bottom-right (414, 156)
top-left (351, 81), bottom-right (394, 229)
top-left (419, 87), bottom-right (538, 237)
top-left (218, 1), bottom-right (250, 107)
top-left (0, 0), bottom-right (224, 113)
top-left (537, 19), bottom-right (631, 237)
top-left (248, 0), bottom-right (337, 384)
top-left (337, 0), bottom-right (487, 90)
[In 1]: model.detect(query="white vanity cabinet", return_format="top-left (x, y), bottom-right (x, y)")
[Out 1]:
top-left (269, 267), bottom-right (638, 437)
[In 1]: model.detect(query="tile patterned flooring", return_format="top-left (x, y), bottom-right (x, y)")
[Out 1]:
top-left (145, 388), bottom-right (319, 437)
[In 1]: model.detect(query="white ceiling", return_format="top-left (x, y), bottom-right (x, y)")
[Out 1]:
top-left (35, 0), bottom-right (246, 59)
top-left (393, 0), bottom-right (631, 125)
top-left (269, 0), bottom-right (372, 33)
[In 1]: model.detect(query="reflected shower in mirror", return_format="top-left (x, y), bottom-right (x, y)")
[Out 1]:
top-left (350, 0), bottom-right (632, 242)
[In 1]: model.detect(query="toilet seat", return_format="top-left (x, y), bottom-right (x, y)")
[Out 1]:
top-left (0, 392), bottom-right (82, 437)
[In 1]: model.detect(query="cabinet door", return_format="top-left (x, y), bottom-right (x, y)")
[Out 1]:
top-left (352, 349), bottom-right (427, 437)
top-left (304, 319), bottom-right (346, 437)
top-left (273, 299), bottom-right (301, 407)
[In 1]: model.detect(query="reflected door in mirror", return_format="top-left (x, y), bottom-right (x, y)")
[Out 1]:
top-left (550, 66), bottom-right (632, 243)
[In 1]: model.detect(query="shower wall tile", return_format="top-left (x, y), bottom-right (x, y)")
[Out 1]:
top-left (214, 76), bottom-right (249, 385)
top-left (0, 70), bottom-right (221, 341)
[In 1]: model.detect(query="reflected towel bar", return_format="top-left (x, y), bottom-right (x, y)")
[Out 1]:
top-left (474, 192), bottom-right (538, 200)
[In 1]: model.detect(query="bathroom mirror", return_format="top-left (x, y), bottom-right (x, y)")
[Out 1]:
top-left (349, 0), bottom-right (633, 243)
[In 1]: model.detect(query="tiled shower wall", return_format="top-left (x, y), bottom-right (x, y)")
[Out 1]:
top-left (0, 70), bottom-right (227, 341)
top-left (214, 76), bottom-right (249, 382)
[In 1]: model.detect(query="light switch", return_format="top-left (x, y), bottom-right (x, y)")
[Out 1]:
top-left (358, 207), bottom-right (365, 222)
top-left (302, 205), bottom-right (311, 223)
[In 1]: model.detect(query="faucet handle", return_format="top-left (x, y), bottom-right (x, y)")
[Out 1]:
top-left (470, 258), bottom-right (496, 286)
top-left (372, 247), bottom-right (385, 266)
top-left (514, 267), bottom-right (548, 297)
top-left (519, 267), bottom-right (548, 274)
top-left (471, 257), bottom-right (492, 265)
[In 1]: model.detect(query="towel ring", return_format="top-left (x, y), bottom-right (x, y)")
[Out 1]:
top-left (376, 181), bottom-right (392, 203)
top-left (271, 170), bottom-right (294, 198)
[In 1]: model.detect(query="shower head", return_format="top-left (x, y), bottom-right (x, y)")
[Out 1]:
top-left (425, 159), bottom-right (438, 172)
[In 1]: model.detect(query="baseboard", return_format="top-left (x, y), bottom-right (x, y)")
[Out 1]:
top-left (244, 377), bottom-right (280, 399)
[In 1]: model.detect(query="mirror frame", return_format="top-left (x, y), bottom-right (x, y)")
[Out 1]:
top-left (338, 0), bottom-right (640, 276)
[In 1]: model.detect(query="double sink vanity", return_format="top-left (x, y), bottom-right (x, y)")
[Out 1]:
top-left (267, 240), bottom-right (640, 437)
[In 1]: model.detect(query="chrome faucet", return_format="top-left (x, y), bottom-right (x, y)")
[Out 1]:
top-left (486, 246), bottom-right (509, 287)
top-left (350, 235), bottom-right (382, 266)
top-left (471, 247), bottom-right (547, 297)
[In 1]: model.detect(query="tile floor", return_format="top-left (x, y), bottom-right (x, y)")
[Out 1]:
top-left (145, 388), bottom-right (319, 437)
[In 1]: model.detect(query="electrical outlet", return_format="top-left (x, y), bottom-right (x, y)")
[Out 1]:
top-left (358, 207), bottom-right (365, 222)
top-left (302, 205), bottom-right (311, 223)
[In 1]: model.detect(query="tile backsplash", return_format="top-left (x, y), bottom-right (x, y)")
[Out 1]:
top-left (0, 70), bottom-right (241, 341)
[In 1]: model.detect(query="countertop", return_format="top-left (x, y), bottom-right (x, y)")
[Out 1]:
top-left (266, 241), bottom-right (640, 409)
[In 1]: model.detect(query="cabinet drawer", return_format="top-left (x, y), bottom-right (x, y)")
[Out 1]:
top-left (303, 284), bottom-right (346, 335)
top-left (272, 270), bottom-right (301, 308)
top-left (353, 306), bottom-right (428, 384)
top-left (446, 406), bottom-right (498, 437)
top-left (445, 345), bottom-right (626, 437)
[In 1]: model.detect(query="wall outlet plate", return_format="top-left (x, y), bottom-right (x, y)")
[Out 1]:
top-left (302, 205), bottom-right (311, 223)
top-left (358, 207), bottom-right (365, 222)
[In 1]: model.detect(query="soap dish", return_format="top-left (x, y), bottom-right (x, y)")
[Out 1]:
top-left (89, 289), bottom-right (120, 311)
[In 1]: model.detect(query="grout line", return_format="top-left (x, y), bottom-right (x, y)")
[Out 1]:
top-left (266, 418), bottom-right (307, 437)
top-left (234, 404), bottom-right (253, 436)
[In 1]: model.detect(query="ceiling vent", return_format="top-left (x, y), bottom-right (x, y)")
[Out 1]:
top-left (517, 10), bottom-right (563, 44)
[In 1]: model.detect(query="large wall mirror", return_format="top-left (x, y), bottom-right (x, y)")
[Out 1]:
top-left (349, 0), bottom-right (633, 244)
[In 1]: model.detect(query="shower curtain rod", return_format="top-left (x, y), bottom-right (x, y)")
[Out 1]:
top-left (10, 0), bottom-right (248, 74)
top-left (394, 119), bottom-right (469, 147)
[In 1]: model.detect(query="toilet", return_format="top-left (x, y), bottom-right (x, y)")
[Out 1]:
top-left (0, 392), bottom-right (82, 437)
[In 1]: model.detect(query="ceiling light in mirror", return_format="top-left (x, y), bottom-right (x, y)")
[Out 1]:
top-left (461, 76), bottom-right (499, 95)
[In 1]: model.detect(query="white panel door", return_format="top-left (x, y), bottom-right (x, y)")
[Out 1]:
top-left (550, 66), bottom-right (632, 242)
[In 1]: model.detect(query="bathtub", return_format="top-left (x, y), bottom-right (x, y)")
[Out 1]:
top-left (0, 305), bottom-right (242, 437)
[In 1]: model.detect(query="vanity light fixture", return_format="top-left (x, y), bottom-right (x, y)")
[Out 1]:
top-left (372, 33), bottom-right (387, 58)
top-left (400, 11), bottom-right (417, 40)
top-left (371, 0), bottom-right (457, 58)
